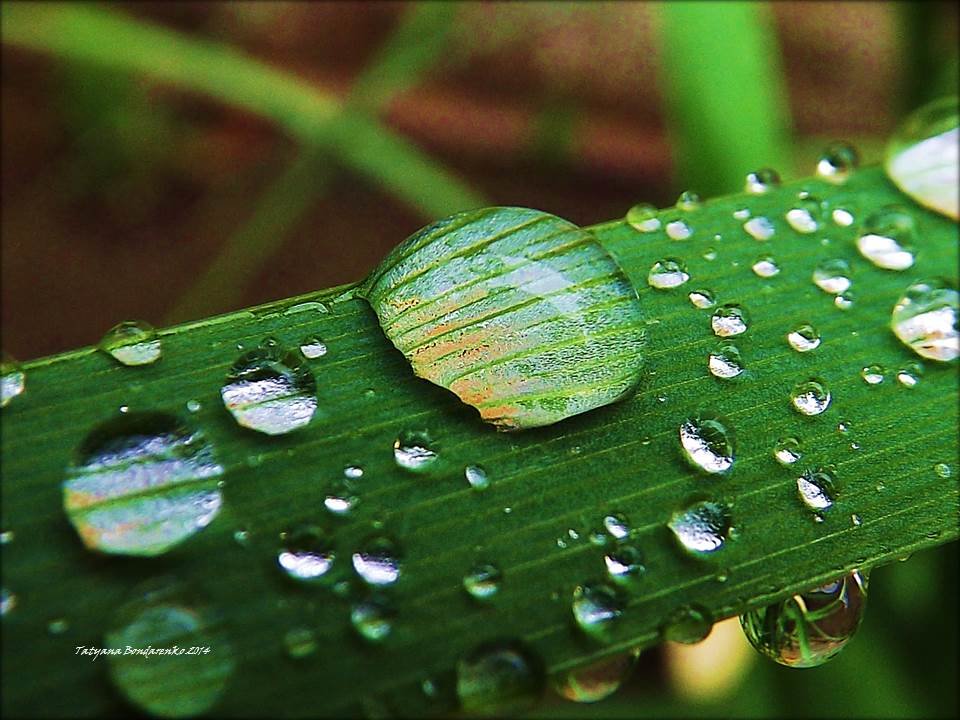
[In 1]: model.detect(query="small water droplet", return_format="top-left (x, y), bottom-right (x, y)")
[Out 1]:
top-left (351, 597), bottom-right (395, 642)
top-left (733, 207), bottom-right (751, 220)
top-left (662, 605), bottom-right (713, 644)
top-left (860, 365), bottom-right (885, 385)
top-left (850, 513), bottom-right (863, 527)
top-left (299, 336), bottom-right (328, 359)
top-left (456, 640), bottom-right (545, 715)
top-left (0, 530), bottom-right (13, 545)
top-left (648, 259), bottom-right (690, 290)
top-left (572, 583), bottom-right (624, 639)
top-left (99, 321), bottom-right (162, 367)
top-left (856, 206), bottom-right (917, 270)
top-left (344, 465), bottom-right (364, 480)
top-left (745, 168), bottom-right (781, 194)
top-left (787, 324), bottom-right (821, 352)
top-left (465, 465), bottom-right (489, 491)
top-left (702, 247), bottom-right (718, 261)
top-left (550, 651), bottom-right (638, 704)
top-left (46, 617), bottom-right (69, 635)
top-left (284, 626), bottom-right (318, 659)
top-left (797, 468), bottom-right (836, 511)
top-left (816, 142), bottom-right (860, 184)
top-left (774, 437), bottom-right (803, 466)
top-left (602, 513), bottom-right (630, 540)
top-left (934, 462), bottom-right (952, 478)
top-left (752, 256), bottom-right (780, 278)
top-left (708, 343), bottom-right (744, 379)
top-left (832, 207), bottom-right (855, 226)
top-left (790, 379), bottom-right (831, 416)
top-left (890, 280), bottom-right (959, 362)
top-left (688, 289), bottom-right (716, 309)
top-left (678, 413), bottom-right (735, 475)
top-left (668, 501), bottom-right (732, 555)
top-left (394, 430), bottom-right (439, 472)
top-left (666, 219), bottom-right (693, 241)
top-left (1, 588), bottom-right (17, 617)
top-left (278, 526), bottom-right (335, 581)
top-left (813, 259), bottom-right (852, 295)
top-left (786, 197), bottom-right (821, 234)
top-left (324, 479), bottom-right (359, 516)
top-left (604, 543), bottom-right (645, 583)
top-left (711, 304), bottom-right (749, 337)
top-left (740, 571), bottom-right (867, 667)
top-left (896, 361), bottom-right (923, 387)
top-left (352, 536), bottom-right (402, 586)
top-left (743, 216), bottom-right (775, 241)
top-left (1, 353), bottom-right (26, 408)
top-left (233, 529), bottom-right (250, 546)
top-left (625, 203), bottom-right (662, 233)
top-left (221, 345), bottom-right (317, 435)
top-left (834, 291), bottom-right (855, 310)
top-left (464, 562), bottom-right (502, 600)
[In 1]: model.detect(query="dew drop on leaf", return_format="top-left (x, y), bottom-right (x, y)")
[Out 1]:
top-left (99, 321), bottom-right (162, 367)
top-left (688, 289), bottom-right (716, 309)
top-left (745, 168), bottom-right (781, 194)
top-left (647, 259), bottom-right (690, 289)
top-left (299, 336), bottom-right (328, 359)
top-left (890, 280), bottom-right (959, 362)
top-left (774, 437), bottom-right (803, 466)
top-left (352, 536), bottom-right (402, 586)
top-left (785, 197), bottom-right (821, 234)
top-left (604, 543), bottom-right (645, 583)
top-left (896, 361), bottom-right (924, 387)
top-left (787, 324), bottom-right (821, 353)
top-left (661, 604), bottom-right (714, 644)
top-left (668, 501), bottom-right (732, 555)
top-left (751, 255), bottom-right (780, 278)
top-left (790, 379), bottom-right (832, 416)
top-left (550, 651), bottom-right (638, 704)
top-left (1, 353), bottom-right (25, 408)
top-left (625, 203), bottom-right (661, 233)
top-left (743, 216), bottom-right (775, 241)
top-left (463, 562), bottom-right (502, 601)
top-left (457, 640), bottom-right (545, 715)
top-left (277, 526), bottom-right (335, 582)
top-left (832, 207), bottom-right (855, 226)
top-left (797, 468), bottom-right (836, 512)
top-left (572, 583), bottom-right (624, 639)
top-left (1, 588), bottom-right (16, 617)
top-left (708, 343), bottom-right (744, 379)
top-left (934, 462), bottom-right (952, 479)
top-left (678, 413), bottom-right (735, 475)
top-left (812, 259), bottom-right (852, 295)
top-left (816, 142), bottom-right (860, 184)
top-left (465, 464), bottom-right (490, 490)
top-left (860, 365), bottom-right (885, 385)
top-left (676, 190), bottom-right (702, 211)
top-left (711, 304), bottom-right (749, 337)
top-left (351, 597), bottom-right (395, 642)
top-left (856, 205), bottom-right (917, 270)
top-left (666, 219), bottom-right (693, 240)
top-left (284, 627), bottom-right (318, 659)
top-left (394, 429), bottom-right (439, 472)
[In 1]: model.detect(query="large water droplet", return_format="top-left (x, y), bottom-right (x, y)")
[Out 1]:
top-left (351, 597), bottom-right (395, 642)
top-left (708, 343), bottom-right (744, 379)
top-left (352, 536), bottom-right (402, 586)
top-left (550, 651), bottom-right (638, 704)
top-left (220, 345), bottom-right (317, 435)
top-left (277, 526), bottom-right (335, 582)
top-left (752, 256), bottom-right (780, 278)
top-left (743, 217), bottom-right (775, 241)
top-left (740, 571), bottom-right (867, 667)
top-left (816, 142), bottom-right (859, 184)
top-left (790, 379), bottom-right (832, 416)
top-left (625, 203), bottom-right (662, 233)
top-left (890, 280), bottom-right (959, 362)
top-left (464, 562), bottom-right (502, 600)
top-left (648, 259), bottom-right (690, 290)
top-left (812, 259), bottom-right (852, 295)
top-left (787, 324), bottom-right (821, 353)
top-left (394, 430), bottom-right (439, 472)
top-left (457, 640), bottom-right (545, 715)
top-left (572, 583), bottom-right (624, 639)
top-left (797, 468), bottom-right (836, 512)
top-left (774, 437), bottom-right (803, 466)
top-left (745, 168), bottom-right (781, 194)
top-left (1, 353), bottom-right (25, 408)
top-left (711, 305), bottom-right (748, 337)
top-left (668, 501), bottom-right (732, 555)
top-left (99, 321), bottom-right (162, 367)
top-left (665, 219), bottom-right (693, 241)
top-left (678, 413), bottom-right (735, 475)
top-left (662, 605), bottom-right (714, 644)
top-left (856, 206), bottom-right (917, 270)
top-left (62, 413), bottom-right (223, 556)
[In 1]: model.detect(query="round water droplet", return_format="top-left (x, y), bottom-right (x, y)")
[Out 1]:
top-left (647, 259), bottom-right (690, 290)
top-left (751, 256), bottom-right (780, 278)
top-left (668, 501), bottom-right (732, 555)
top-left (456, 639), bottom-right (545, 715)
top-left (787, 324), bottom-right (821, 352)
top-left (662, 605), bottom-right (714, 644)
top-left (890, 280), bottom-right (959, 362)
top-left (896, 362), bottom-right (923, 387)
top-left (99, 321), bottom-right (162, 367)
top-left (284, 626), bottom-right (318, 659)
top-left (934, 462), bottom-right (952, 478)
top-left (740, 571), bottom-right (867, 667)
top-left (797, 468), bottom-right (836, 512)
top-left (884, 96), bottom-right (958, 220)
top-left (774, 437), bottom-right (803, 466)
top-left (1, 353), bottom-right (25, 408)
top-left (745, 168), bottom-right (781, 194)
top-left (678, 413), bottom-right (735, 475)
top-left (232, 529), bottom-right (250, 546)
top-left (352, 536), bottom-right (402, 586)
top-left (106, 588), bottom-right (235, 717)
top-left (834, 292), bottom-right (855, 310)
top-left (62, 413), bottom-right (224, 556)
top-left (816, 142), bottom-right (859, 184)
top-left (688, 289), bottom-right (716, 309)
top-left (812, 259), bottom-right (851, 295)
top-left (277, 526), bottom-right (335, 582)
top-left (299, 336), bottom-right (328, 359)
top-left (344, 465), bottom-right (364, 480)
top-left (711, 304), bottom-right (748, 337)
top-left (220, 345), bottom-right (317, 435)
top-left (856, 206), bottom-right (917, 270)
top-left (743, 217), bottom-right (775, 241)
top-left (0, 530), bottom-right (13, 545)
top-left (785, 197), bottom-right (821, 234)
top-left (832, 207), bottom-right (855, 227)
top-left (708, 343), bottom-right (744, 379)
top-left (626, 203), bottom-right (662, 233)
top-left (665, 219), bottom-right (693, 240)
top-left (702, 247), bottom-right (718, 261)
top-left (860, 365), bottom-right (885, 385)
top-left (676, 190), bottom-right (702, 211)
top-left (324, 479), bottom-right (359, 516)
top-left (47, 617), bottom-right (69, 635)
top-left (790, 379), bottom-right (831, 416)
top-left (393, 430), bottom-right (440, 473)
top-left (733, 207), bottom-right (751, 220)
top-left (351, 597), bottom-right (395, 642)
top-left (602, 513), bottom-right (630, 540)
top-left (465, 464), bottom-right (490, 491)
top-left (572, 583), bottom-right (624, 639)
top-left (464, 562), bottom-right (502, 600)
top-left (604, 543), bottom-right (645, 583)
top-left (550, 651), bottom-right (638, 704)
top-left (1, 588), bottom-right (17, 617)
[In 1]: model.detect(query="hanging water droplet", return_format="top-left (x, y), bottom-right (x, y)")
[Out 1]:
top-left (785, 197), bottom-right (821, 234)
top-left (816, 142), bottom-right (860, 184)
top-left (62, 413), bottom-right (224, 556)
top-left (812, 259), bottom-right (852, 295)
top-left (740, 571), bottom-right (867, 667)
top-left (106, 588), bottom-right (235, 717)
top-left (896, 362), bottom-right (923, 387)
top-left (394, 430), bottom-right (439, 472)
top-left (745, 168), bottom-right (781, 194)
top-left (284, 626), bottom-right (318, 659)
top-left (711, 304), bottom-right (748, 337)
top-left (456, 640), bottom-right (545, 715)
top-left (351, 597), bottom-right (395, 642)
top-left (934, 462), bottom-right (952, 478)
top-left (790, 379), bottom-right (831, 416)
top-left (856, 206), bottom-right (917, 270)
top-left (550, 651), bottom-right (639, 704)
top-left (884, 96), bottom-right (958, 220)
top-left (708, 343), bottom-right (744, 379)
top-left (832, 207), bottom-right (855, 227)
top-left (352, 536), bottom-right (402, 586)
top-left (890, 280), bottom-right (959, 362)
top-left (668, 501), bottom-right (732, 555)
top-left (742, 217), bottom-right (776, 244)
top-left (797, 468), bottom-right (836, 512)
top-left (625, 203), bottom-right (662, 233)
top-left (647, 259), bottom-right (690, 289)
top-left (860, 365), bottom-right (885, 385)
top-left (1, 588), bottom-right (16, 617)
top-left (678, 413), bottom-right (735, 475)
top-left (465, 465), bottom-right (490, 491)
top-left (299, 336), bottom-right (328, 359)
top-left (572, 583), bottom-right (624, 639)
top-left (277, 526), bottom-right (335, 582)
top-left (99, 321), bottom-right (162, 367)
top-left (604, 543), bottom-right (645, 583)
top-left (221, 345), bottom-right (317, 435)
top-left (774, 437), bottom-right (803, 466)
top-left (787, 324), bottom-right (821, 352)
top-left (688, 289), bottom-right (716, 309)
top-left (463, 562), bottom-right (502, 600)
top-left (751, 256), bottom-right (780, 278)
top-left (1, 353), bottom-right (25, 408)
top-left (665, 219), bottom-right (693, 240)
top-left (662, 605), bottom-right (714, 644)
top-left (602, 513), bottom-right (630, 540)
